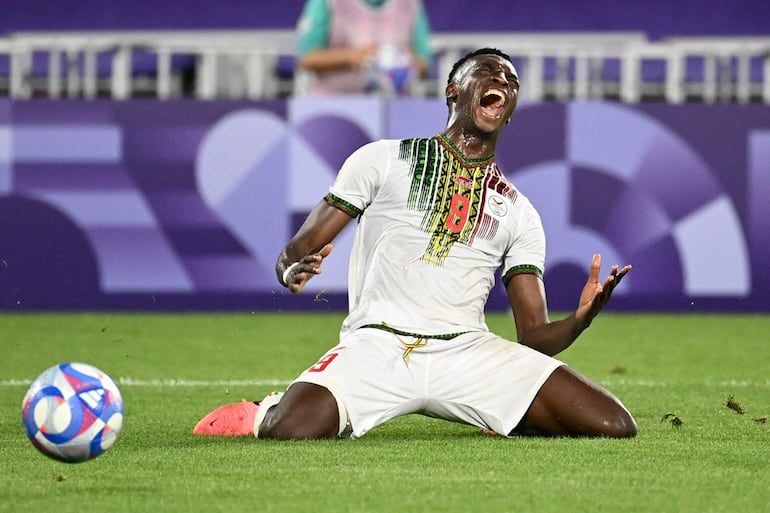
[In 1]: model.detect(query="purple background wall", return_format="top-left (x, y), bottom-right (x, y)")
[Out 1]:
top-left (1, 2), bottom-right (768, 312)
top-left (2, 0), bottom-right (769, 39)
top-left (0, 98), bottom-right (767, 312)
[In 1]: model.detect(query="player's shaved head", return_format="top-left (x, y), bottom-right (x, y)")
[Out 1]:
top-left (447, 48), bottom-right (513, 87)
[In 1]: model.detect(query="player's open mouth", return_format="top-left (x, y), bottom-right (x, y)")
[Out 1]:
top-left (480, 89), bottom-right (506, 118)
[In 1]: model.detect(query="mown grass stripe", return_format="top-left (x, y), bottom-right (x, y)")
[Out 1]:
top-left (2, 378), bottom-right (769, 387)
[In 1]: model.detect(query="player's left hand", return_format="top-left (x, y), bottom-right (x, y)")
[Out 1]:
top-left (575, 254), bottom-right (631, 326)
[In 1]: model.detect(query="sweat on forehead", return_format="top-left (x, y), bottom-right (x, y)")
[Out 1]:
top-left (447, 48), bottom-right (513, 85)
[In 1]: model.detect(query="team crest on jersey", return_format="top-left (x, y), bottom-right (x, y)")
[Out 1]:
top-left (486, 194), bottom-right (508, 217)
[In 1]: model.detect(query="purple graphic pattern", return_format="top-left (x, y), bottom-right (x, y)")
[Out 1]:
top-left (0, 99), bottom-right (767, 311)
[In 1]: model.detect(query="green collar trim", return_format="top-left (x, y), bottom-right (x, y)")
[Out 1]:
top-left (436, 134), bottom-right (496, 167)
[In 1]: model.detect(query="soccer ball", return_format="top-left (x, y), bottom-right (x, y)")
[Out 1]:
top-left (21, 362), bottom-right (124, 463)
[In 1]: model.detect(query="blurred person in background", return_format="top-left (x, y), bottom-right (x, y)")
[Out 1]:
top-left (294, 0), bottom-right (432, 96)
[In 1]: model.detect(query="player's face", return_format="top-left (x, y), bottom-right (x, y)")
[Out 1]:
top-left (450, 55), bottom-right (519, 133)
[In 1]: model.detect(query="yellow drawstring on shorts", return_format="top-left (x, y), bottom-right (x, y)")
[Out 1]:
top-left (395, 335), bottom-right (427, 366)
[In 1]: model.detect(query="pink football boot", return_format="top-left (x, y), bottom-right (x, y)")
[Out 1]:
top-left (192, 400), bottom-right (260, 436)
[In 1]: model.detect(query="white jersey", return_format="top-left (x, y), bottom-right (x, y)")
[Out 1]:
top-left (327, 136), bottom-right (546, 338)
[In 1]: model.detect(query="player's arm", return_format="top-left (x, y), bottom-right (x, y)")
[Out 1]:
top-left (410, 2), bottom-right (432, 78)
top-left (300, 46), bottom-right (378, 73)
top-left (505, 272), bottom-right (581, 357)
top-left (278, 140), bottom-right (384, 293)
top-left (276, 199), bottom-right (355, 294)
top-left (297, 0), bottom-right (376, 73)
top-left (507, 254), bottom-right (631, 356)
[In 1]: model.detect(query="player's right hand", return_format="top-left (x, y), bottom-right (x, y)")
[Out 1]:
top-left (285, 244), bottom-right (334, 294)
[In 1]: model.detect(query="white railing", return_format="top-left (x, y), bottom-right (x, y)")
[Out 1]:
top-left (430, 31), bottom-right (649, 102)
top-left (0, 30), bottom-right (297, 100)
top-left (1, 30), bottom-right (768, 103)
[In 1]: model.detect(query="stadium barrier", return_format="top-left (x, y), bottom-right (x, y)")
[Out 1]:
top-left (1, 30), bottom-right (769, 103)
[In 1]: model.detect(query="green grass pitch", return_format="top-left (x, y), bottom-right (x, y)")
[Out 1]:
top-left (1, 312), bottom-right (768, 513)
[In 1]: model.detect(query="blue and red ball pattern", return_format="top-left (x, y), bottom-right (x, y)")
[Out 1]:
top-left (22, 362), bottom-right (124, 463)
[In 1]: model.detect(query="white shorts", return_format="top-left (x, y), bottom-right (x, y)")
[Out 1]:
top-left (292, 327), bottom-right (564, 438)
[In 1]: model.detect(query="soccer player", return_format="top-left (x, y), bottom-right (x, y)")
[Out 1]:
top-left (194, 48), bottom-right (637, 440)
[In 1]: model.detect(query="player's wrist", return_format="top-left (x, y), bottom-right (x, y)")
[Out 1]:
top-left (280, 262), bottom-right (300, 287)
top-left (571, 312), bottom-right (592, 333)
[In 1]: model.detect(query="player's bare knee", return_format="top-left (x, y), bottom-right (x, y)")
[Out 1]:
top-left (603, 410), bottom-right (637, 438)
